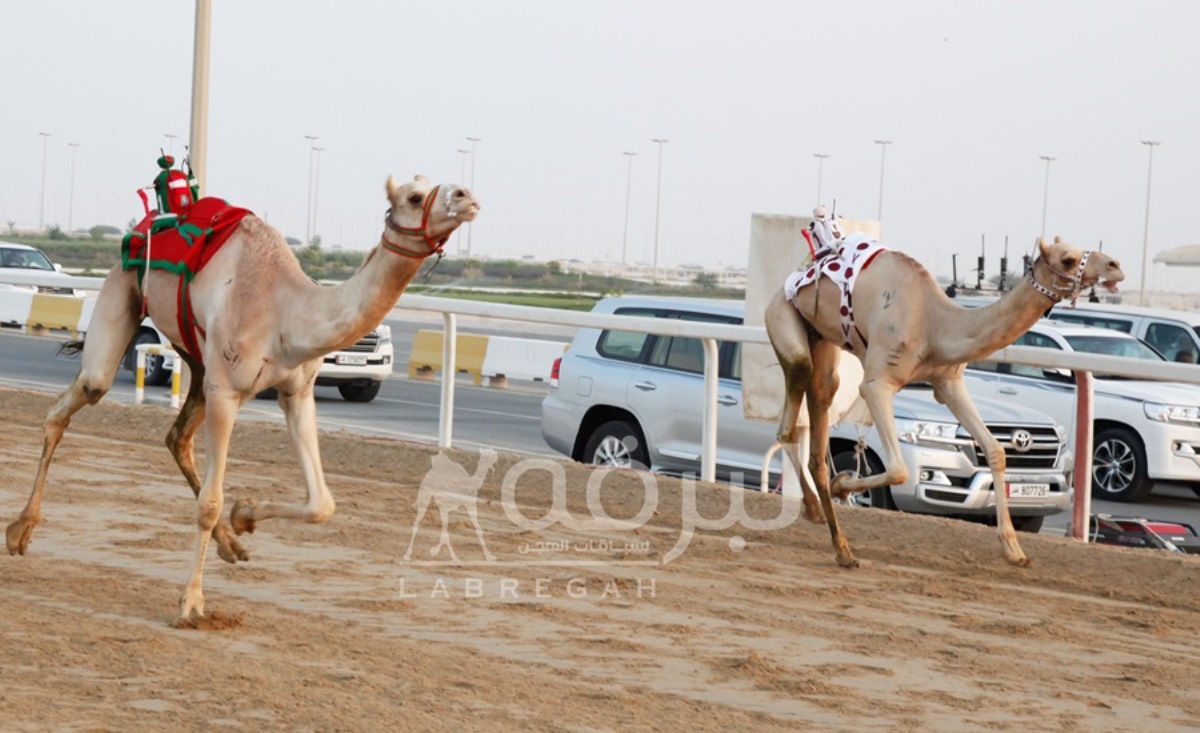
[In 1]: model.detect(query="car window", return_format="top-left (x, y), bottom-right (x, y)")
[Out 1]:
top-left (1008, 331), bottom-right (1064, 377)
top-left (1046, 312), bottom-right (1134, 334)
top-left (1063, 335), bottom-right (1164, 361)
top-left (1144, 322), bottom-right (1197, 363)
top-left (649, 336), bottom-right (705, 373)
top-left (597, 328), bottom-right (652, 363)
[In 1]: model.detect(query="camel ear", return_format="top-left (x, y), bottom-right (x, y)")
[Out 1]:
top-left (386, 175), bottom-right (401, 201)
top-left (1053, 235), bottom-right (1063, 243)
top-left (414, 174), bottom-right (430, 183)
top-left (1037, 237), bottom-right (1051, 260)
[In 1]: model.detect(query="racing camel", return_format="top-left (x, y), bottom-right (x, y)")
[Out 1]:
top-left (766, 231), bottom-right (1124, 569)
top-left (6, 174), bottom-right (479, 623)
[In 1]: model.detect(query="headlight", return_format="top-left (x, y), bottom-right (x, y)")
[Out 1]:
top-left (375, 324), bottom-right (392, 344)
top-left (1144, 402), bottom-right (1200, 425)
top-left (896, 418), bottom-right (961, 447)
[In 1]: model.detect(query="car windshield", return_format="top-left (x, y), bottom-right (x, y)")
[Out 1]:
top-left (0, 247), bottom-right (54, 271)
top-left (1063, 334), bottom-right (1164, 361)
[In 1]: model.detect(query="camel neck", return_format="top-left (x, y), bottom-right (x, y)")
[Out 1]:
top-left (298, 238), bottom-right (425, 355)
top-left (934, 280), bottom-right (1055, 364)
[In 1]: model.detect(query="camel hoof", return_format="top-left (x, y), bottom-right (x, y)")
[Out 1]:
top-left (215, 530), bottom-right (251, 564)
top-left (803, 507), bottom-right (826, 524)
top-left (5, 518), bottom-right (36, 556)
top-left (230, 498), bottom-right (257, 536)
top-left (1006, 555), bottom-right (1032, 569)
top-left (836, 555), bottom-right (860, 569)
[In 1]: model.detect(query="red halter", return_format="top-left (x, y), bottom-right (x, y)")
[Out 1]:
top-left (381, 185), bottom-right (448, 259)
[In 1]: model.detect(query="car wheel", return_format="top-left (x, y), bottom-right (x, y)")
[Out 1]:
top-left (582, 420), bottom-right (649, 470)
top-left (134, 331), bottom-right (171, 386)
top-left (1009, 515), bottom-right (1044, 534)
top-left (338, 381), bottom-right (382, 403)
top-left (1092, 427), bottom-right (1153, 502)
top-left (830, 446), bottom-right (895, 510)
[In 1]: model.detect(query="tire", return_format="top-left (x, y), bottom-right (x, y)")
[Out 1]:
top-left (1009, 515), bottom-right (1045, 534)
top-left (582, 419), bottom-right (649, 470)
top-left (133, 331), bottom-right (170, 386)
top-left (1092, 427), bottom-right (1154, 502)
top-left (338, 381), bottom-right (382, 403)
top-left (830, 446), bottom-right (895, 510)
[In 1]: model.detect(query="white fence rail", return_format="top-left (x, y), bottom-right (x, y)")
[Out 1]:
top-left (6, 273), bottom-right (1200, 543)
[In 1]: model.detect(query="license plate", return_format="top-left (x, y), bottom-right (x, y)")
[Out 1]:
top-left (1008, 483), bottom-right (1050, 498)
top-left (335, 354), bottom-right (369, 366)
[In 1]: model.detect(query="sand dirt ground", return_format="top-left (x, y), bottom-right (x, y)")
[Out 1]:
top-left (1, 388), bottom-right (1199, 732)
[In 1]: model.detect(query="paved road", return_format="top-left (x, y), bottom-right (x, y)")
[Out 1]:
top-left (3, 313), bottom-right (1199, 538)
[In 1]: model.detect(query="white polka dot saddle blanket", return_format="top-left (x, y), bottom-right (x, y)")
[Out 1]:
top-left (783, 233), bottom-right (889, 351)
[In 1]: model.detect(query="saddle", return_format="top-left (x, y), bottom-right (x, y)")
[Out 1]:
top-left (784, 233), bottom-right (888, 351)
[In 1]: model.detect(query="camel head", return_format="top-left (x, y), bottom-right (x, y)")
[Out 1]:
top-left (1032, 236), bottom-right (1125, 303)
top-left (384, 174), bottom-right (480, 253)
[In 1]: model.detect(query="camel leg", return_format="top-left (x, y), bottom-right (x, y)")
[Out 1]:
top-left (806, 339), bottom-right (859, 568)
top-left (466, 504), bottom-right (496, 562)
top-left (6, 270), bottom-right (140, 556)
top-left (765, 290), bottom-right (824, 523)
top-left (933, 378), bottom-right (1029, 568)
top-left (434, 504), bottom-right (461, 562)
top-left (164, 360), bottom-right (249, 564)
top-left (230, 384), bottom-right (335, 533)
top-left (179, 387), bottom-right (241, 622)
top-left (830, 379), bottom-right (909, 497)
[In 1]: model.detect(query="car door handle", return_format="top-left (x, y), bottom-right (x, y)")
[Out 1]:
top-left (633, 381), bottom-right (657, 391)
top-left (717, 395), bottom-right (739, 406)
top-left (999, 387), bottom-right (1018, 395)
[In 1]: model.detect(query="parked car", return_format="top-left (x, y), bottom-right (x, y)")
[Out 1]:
top-left (0, 241), bottom-right (85, 296)
top-left (1042, 302), bottom-right (1200, 364)
top-left (964, 320), bottom-right (1200, 502)
top-left (541, 296), bottom-right (1072, 531)
top-left (133, 321), bottom-right (395, 401)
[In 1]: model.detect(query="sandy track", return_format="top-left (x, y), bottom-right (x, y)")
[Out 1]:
top-left (1, 388), bottom-right (1198, 732)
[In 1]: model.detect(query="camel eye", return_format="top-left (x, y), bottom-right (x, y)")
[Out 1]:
top-left (407, 193), bottom-right (423, 206)
top-left (1061, 256), bottom-right (1077, 269)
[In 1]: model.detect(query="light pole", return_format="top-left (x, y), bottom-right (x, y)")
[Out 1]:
top-left (874, 140), bottom-right (891, 226)
top-left (304, 134), bottom-right (318, 244)
top-left (164, 133), bottom-right (178, 156)
top-left (465, 136), bottom-right (480, 259)
top-left (67, 142), bottom-right (80, 234)
top-left (1038, 155), bottom-right (1055, 241)
top-left (38, 132), bottom-right (52, 231)
top-left (312, 147), bottom-right (325, 244)
top-left (813, 153), bottom-right (830, 206)
top-left (621, 151), bottom-right (637, 267)
top-left (651, 138), bottom-right (668, 282)
top-left (1139, 140), bottom-right (1161, 306)
top-left (455, 148), bottom-right (471, 254)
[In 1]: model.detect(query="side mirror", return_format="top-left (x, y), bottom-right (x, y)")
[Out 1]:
top-left (53, 263), bottom-right (63, 272)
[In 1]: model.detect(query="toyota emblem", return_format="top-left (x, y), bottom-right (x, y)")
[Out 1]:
top-left (1011, 429), bottom-right (1034, 453)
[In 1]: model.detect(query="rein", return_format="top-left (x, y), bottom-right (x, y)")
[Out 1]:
top-left (381, 184), bottom-right (448, 259)
top-left (1026, 251), bottom-right (1091, 307)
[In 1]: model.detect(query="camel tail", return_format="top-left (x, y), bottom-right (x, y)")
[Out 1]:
top-left (57, 338), bottom-right (85, 358)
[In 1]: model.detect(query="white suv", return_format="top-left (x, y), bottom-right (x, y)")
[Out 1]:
top-left (964, 321), bottom-right (1200, 502)
top-left (1043, 302), bottom-right (1200, 364)
top-left (541, 296), bottom-right (1071, 532)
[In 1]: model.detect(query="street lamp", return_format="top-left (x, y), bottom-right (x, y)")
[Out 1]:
top-left (813, 153), bottom-right (830, 206)
top-left (304, 134), bottom-right (318, 244)
top-left (1038, 155), bottom-right (1055, 241)
top-left (874, 140), bottom-right (891, 226)
top-left (1139, 140), bottom-right (1161, 306)
top-left (38, 132), bottom-right (51, 231)
top-left (465, 136), bottom-right (480, 258)
top-left (455, 148), bottom-right (471, 254)
top-left (621, 151), bottom-right (637, 267)
top-left (67, 142), bottom-right (81, 234)
top-left (164, 133), bottom-right (178, 156)
top-left (652, 139), bottom-right (672, 281)
top-left (312, 147), bottom-right (325, 244)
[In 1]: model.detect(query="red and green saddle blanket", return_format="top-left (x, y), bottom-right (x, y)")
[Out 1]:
top-left (121, 196), bottom-right (254, 363)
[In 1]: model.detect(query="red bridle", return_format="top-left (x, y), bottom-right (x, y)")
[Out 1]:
top-left (381, 184), bottom-right (448, 259)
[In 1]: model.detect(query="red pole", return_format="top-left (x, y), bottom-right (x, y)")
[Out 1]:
top-left (1071, 371), bottom-right (1095, 541)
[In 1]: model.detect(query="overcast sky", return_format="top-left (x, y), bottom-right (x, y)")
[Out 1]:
top-left (2, 0), bottom-right (1197, 290)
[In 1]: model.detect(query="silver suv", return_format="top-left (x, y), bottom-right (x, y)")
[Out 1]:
top-left (541, 295), bottom-right (1072, 532)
